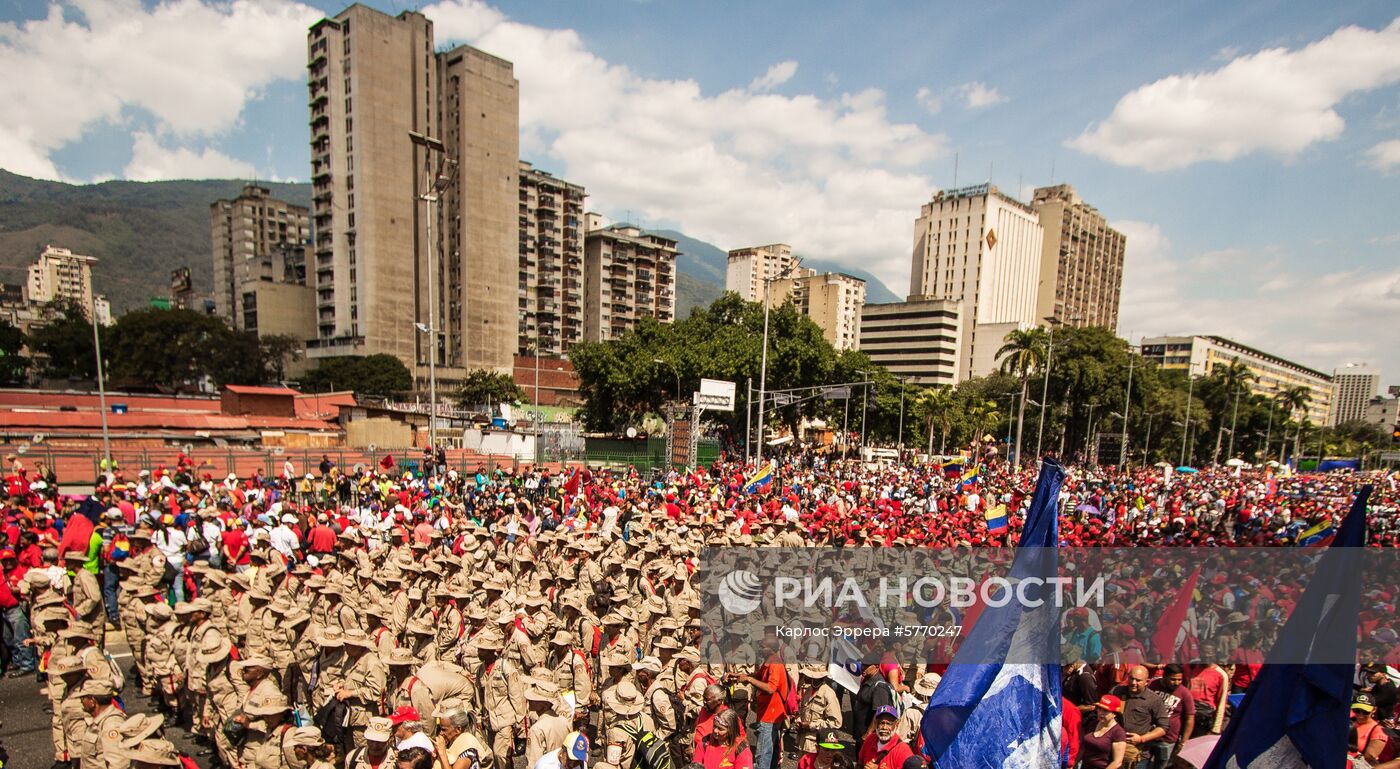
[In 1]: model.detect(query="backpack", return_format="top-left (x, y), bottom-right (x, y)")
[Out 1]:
top-left (106, 533), bottom-right (130, 561)
top-left (618, 721), bottom-right (676, 769)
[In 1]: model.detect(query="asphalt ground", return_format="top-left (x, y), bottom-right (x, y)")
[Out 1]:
top-left (0, 628), bottom-right (207, 769)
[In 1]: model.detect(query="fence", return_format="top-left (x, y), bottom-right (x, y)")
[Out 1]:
top-left (2, 438), bottom-right (725, 488)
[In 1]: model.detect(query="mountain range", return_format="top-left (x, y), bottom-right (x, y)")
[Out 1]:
top-left (0, 170), bottom-right (899, 322)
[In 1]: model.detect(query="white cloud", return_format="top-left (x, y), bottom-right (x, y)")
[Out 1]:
top-left (749, 61), bottom-right (798, 92)
top-left (1115, 219), bottom-right (1400, 376)
top-left (123, 132), bottom-right (256, 181)
top-left (958, 81), bottom-right (1006, 109)
top-left (424, 0), bottom-right (948, 293)
top-left (0, 0), bottom-right (321, 181)
top-left (1070, 18), bottom-right (1400, 171)
top-left (915, 86), bottom-right (942, 115)
top-left (1366, 138), bottom-right (1400, 173)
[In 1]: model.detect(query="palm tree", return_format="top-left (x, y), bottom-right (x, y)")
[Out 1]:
top-left (996, 327), bottom-right (1047, 467)
top-left (1276, 385), bottom-right (1311, 464)
top-left (1212, 358), bottom-right (1255, 464)
top-left (915, 386), bottom-right (956, 455)
top-left (967, 398), bottom-right (1002, 455)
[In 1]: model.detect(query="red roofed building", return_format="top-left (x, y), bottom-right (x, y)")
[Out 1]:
top-left (221, 384), bottom-right (300, 418)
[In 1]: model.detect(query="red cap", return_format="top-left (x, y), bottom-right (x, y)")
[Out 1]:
top-left (1095, 694), bottom-right (1123, 713)
top-left (389, 705), bottom-right (421, 724)
top-left (0, 549), bottom-right (14, 560)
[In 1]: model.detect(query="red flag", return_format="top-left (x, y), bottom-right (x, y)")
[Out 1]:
top-left (563, 468), bottom-right (580, 497)
top-left (1151, 566), bottom-right (1201, 663)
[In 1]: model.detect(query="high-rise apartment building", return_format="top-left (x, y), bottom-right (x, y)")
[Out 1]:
top-left (210, 185), bottom-right (311, 325)
top-left (1030, 184), bottom-right (1126, 330)
top-left (769, 272), bottom-right (867, 351)
top-left (909, 183), bottom-right (1044, 380)
top-left (518, 162), bottom-right (587, 358)
top-left (1140, 335), bottom-right (1333, 425)
top-left (306, 5), bottom-right (518, 385)
top-left (583, 221), bottom-right (678, 343)
top-left (1330, 364), bottom-right (1380, 425)
top-left (726, 244), bottom-right (809, 302)
top-left (859, 297), bottom-right (963, 385)
top-left (25, 245), bottom-right (110, 324)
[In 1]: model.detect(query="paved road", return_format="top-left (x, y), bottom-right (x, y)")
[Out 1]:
top-left (0, 628), bottom-right (209, 769)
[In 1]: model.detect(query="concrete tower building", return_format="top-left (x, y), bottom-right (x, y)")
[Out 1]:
top-left (1030, 184), bottom-right (1126, 330)
top-left (306, 5), bottom-right (518, 385)
top-left (1331, 364), bottom-right (1380, 425)
top-left (726, 244), bottom-right (808, 302)
top-left (909, 183), bottom-right (1044, 380)
top-left (583, 221), bottom-right (678, 343)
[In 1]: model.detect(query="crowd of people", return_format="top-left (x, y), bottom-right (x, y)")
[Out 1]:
top-left (0, 447), bottom-right (1397, 769)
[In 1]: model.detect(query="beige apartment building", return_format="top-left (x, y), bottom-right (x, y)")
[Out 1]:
top-left (1140, 335), bottom-right (1333, 425)
top-left (306, 5), bottom-right (518, 387)
top-left (1030, 184), bottom-right (1125, 330)
top-left (859, 297), bottom-right (963, 385)
top-left (769, 272), bottom-right (867, 351)
top-left (210, 185), bottom-right (311, 326)
top-left (910, 183), bottom-right (1044, 380)
top-left (583, 221), bottom-right (678, 342)
top-left (518, 162), bottom-right (587, 358)
top-left (726, 243), bottom-right (809, 302)
top-left (23, 245), bottom-right (111, 325)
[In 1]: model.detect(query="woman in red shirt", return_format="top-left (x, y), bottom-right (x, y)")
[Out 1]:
top-left (695, 709), bottom-right (753, 769)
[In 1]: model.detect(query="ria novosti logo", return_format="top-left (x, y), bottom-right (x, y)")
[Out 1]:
top-left (714, 571), bottom-right (1105, 613)
top-left (717, 569), bottom-right (765, 615)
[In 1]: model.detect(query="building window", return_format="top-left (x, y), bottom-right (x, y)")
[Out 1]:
top-left (346, 155), bottom-right (353, 172)
top-left (345, 97), bottom-right (352, 113)
top-left (345, 117), bottom-right (352, 133)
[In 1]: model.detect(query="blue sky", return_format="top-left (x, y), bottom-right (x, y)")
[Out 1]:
top-left (3, 0), bottom-right (1399, 385)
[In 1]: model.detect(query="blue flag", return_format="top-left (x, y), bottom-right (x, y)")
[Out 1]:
top-left (920, 459), bottom-right (1064, 769)
top-left (1202, 485), bottom-right (1371, 769)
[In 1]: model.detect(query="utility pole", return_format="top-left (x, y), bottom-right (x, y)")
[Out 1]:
top-left (757, 258), bottom-right (800, 466)
top-left (896, 377), bottom-right (906, 454)
top-left (1119, 345), bottom-right (1135, 466)
top-left (409, 131), bottom-right (454, 456)
top-left (1181, 368), bottom-right (1195, 467)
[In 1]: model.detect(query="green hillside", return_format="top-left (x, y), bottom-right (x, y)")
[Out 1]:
top-left (0, 170), bottom-right (310, 313)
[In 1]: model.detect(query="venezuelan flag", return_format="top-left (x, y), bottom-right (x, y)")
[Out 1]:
top-left (743, 463), bottom-right (774, 494)
top-left (1295, 520), bottom-right (1336, 548)
top-left (983, 503), bottom-right (1008, 534)
top-left (961, 464), bottom-right (982, 488)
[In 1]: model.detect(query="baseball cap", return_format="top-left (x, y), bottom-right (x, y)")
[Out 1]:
top-left (389, 705), bottom-right (422, 724)
top-left (873, 704), bottom-right (899, 721)
top-left (565, 731), bottom-right (590, 761)
top-left (1095, 694), bottom-right (1123, 713)
top-left (1353, 693), bottom-right (1377, 713)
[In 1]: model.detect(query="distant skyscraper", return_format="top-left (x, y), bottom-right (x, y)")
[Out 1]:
top-left (1030, 184), bottom-right (1126, 330)
top-left (726, 244), bottom-right (808, 302)
top-left (1331, 364), bottom-right (1380, 425)
top-left (583, 220), bottom-right (678, 343)
top-left (210, 184), bottom-right (311, 327)
top-left (518, 162), bottom-right (587, 358)
top-left (909, 183), bottom-right (1044, 380)
top-left (307, 5), bottom-right (518, 384)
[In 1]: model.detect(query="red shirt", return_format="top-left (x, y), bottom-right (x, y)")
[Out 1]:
top-left (755, 655), bottom-right (789, 724)
top-left (857, 733), bottom-right (914, 769)
top-left (306, 525), bottom-right (337, 554)
top-left (1061, 696), bottom-right (1081, 768)
top-left (220, 529), bottom-right (251, 566)
top-left (694, 741), bottom-right (753, 769)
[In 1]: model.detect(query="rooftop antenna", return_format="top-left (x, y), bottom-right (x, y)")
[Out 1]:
top-left (1018, 169), bottom-right (1024, 201)
top-left (952, 152), bottom-right (959, 189)
top-left (988, 160), bottom-right (994, 186)
top-left (1050, 158), bottom-right (1056, 185)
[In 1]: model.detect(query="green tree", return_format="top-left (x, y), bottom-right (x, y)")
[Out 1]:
top-left (996, 327), bottom-right (1047, 465)
top-left (300, 355), bottom-right (412, 398)
top-left (28, 302), bottom-right (96, 380)
top-left (458, 369), bottom-right (526, 408)
top-left (1211, 357), bottom-right (1255, 463)
top-left (1276, 385), bottom-right (1312, 464)
top-left (104, 307), bottom-right (265, 390)
top-left (260, 334), bottom-right (303, 382)
top-left (0, 319), bottom-right (28, 386)
top-left (915, 386), bottom-right (956, 454)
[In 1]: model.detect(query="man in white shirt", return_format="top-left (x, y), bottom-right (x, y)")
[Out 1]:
top-left (152, 520), bottom-right (188, 601)
top-left (269, 514), bottom-right (301, 561)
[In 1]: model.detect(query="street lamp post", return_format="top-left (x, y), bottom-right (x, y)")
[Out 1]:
top-left (896, 376), bottom-right (906, 454)
top-left (1180, 366), bottom-right (1196, 467)
top-left (1034, 314), bottom-right (1077, 461)
top-left (756, 259), bottom-right (800, 465)
top-left (652, 358), bottom-right (680, 401)
top-left (409, 131), bottom-right (455, 455)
